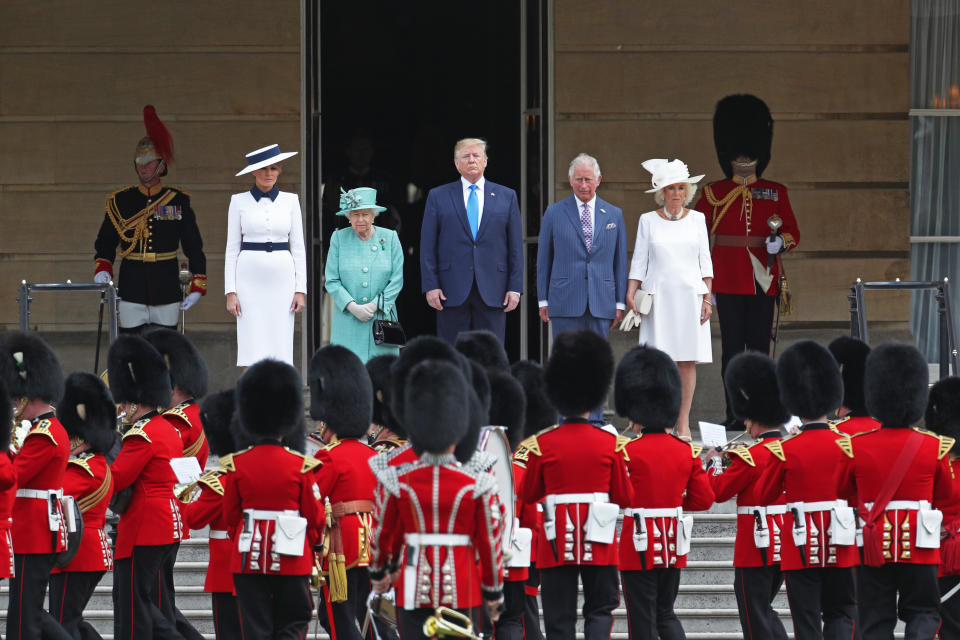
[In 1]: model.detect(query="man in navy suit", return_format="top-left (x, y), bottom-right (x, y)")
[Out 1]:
top-left (421, 138), bottom-right (524, 345)
top-left (537, 153), bottom-right (627, 339)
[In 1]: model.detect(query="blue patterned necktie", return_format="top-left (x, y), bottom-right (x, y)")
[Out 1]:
top-left (581, 202), bottom-right (593, 252)
top-left (467, 184), bottom-right (479, 240)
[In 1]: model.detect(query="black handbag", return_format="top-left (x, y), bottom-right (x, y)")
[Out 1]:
top-left (372, 293), bottom-right (406, 346)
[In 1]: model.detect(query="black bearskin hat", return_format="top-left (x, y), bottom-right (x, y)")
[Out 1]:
top-left (724, 352), bottom-right (790, 427)
top-left (456, 330), bottom-right (510, 372)
top-left (454, 359), bottom-right (490, 464)
top-left (144, 328), bottom-right (209, 399)
top-left (308, 345), bottom-right (373, 440)
top-left (107, 335), bottom-right (172, 408)
top-left (405, 360), bottom-right (471, 454)
top-left (236, 359), bottom-right (303, 440)
top-left (0, 331), bottom-right (64, 404)
top-left (713, 94), bottom-right (774, 179)
top-left (0, 379), bottom-right (13, 451)
top-left (199, 389), bottom-right (238, 457)
top-left (366, 354), bottom-right (397, 429)
top-left (545, 330), bottom-right (613, 418)
top-left (389, 336), bottom-right (466, 433)
top-left (926, 377), bottom-right (960, 447)
top-left (776, 340), bottom-right (843, 420)
top-left (828, 336), bottom-right (871, 417)
top-left (487, 369), bottom-right (527, 450)
top-left (614, 345), bottom-right (681, 430)
top-left (864, 341), bottom-right (929, 427)
top-left (511, 360), bottom-right (557, 438)
top-left (60, 372), bottom-right (118, 455)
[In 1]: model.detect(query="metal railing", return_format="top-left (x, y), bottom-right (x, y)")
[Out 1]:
top-left (848, 278), bottom-right (959, 379)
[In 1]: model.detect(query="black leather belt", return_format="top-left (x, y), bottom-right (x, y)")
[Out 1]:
top-left (241, 242), bottom-right (289, 252)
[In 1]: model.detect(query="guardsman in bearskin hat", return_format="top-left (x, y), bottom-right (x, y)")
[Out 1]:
top-left (224, 359), bottom-right (324, 638)
top-left (308, 345), bottom-right (378, 640)
top-left (94, 105), bottom-right (207, 332)
top-left (145, 328), bottom-right (210, 468)
top-left (0, 381), bottom-right (14, 606)
top-left (456, 329), bottom-right (511, 373)
top-left (366, 354), bottom-right (402, 452)
top-left (108, 334), bottom-right (194, 639)
top-left (48, 372), bottom-right (119, 639)
top-left (706, 352), bottom-right (791, 640)
top-left (178, 389), bottom-right (243, 639)
top-left (0, 332), bottom-right (70, 640)
top-left (925, 376), bottom-right (960, 635)
top-left (755, 340), bottom-right (858, 639)
top-left (517, 330), bottom-right (633, 640)
top-left (615, 345), bottom-right (715, 639)
top-left (827, 336), bottom-right (879, 436)
top-left (694, 94), bottom-right (801, 430)
top-left (507, 360), bottom-right (554, 640)
top-left (369, 359), bottom-right (505, 639)
top-left (838, 343), bottom-right (954, 637)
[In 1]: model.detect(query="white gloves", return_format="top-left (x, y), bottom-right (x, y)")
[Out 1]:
top-left (347, 300), bottom-right (377, 322)
top-left (765, 235), bottom-right (784, 255)
top-left (94, 271), bottom-right (111, 284)
top-left (180, 291), bottom-right (202, 310)
top-left (618, 309), bottom-right (642, 331)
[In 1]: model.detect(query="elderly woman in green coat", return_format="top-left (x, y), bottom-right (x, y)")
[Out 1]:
top-left (325, 188), bottom-right (403, 361)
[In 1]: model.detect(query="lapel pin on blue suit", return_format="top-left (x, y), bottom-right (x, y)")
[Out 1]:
top-left (600, 208), bottom-right (606, 213)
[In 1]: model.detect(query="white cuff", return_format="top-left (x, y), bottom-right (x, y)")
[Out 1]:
top-left (616, 303), bottom-right (626, 311)
top-left (538, 300), bottom-right (548, 308)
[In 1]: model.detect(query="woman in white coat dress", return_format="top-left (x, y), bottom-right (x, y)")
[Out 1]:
top-left (225, 144), bottom-right (307, 367)
top-left (626, 159), bottom-right (713, 440)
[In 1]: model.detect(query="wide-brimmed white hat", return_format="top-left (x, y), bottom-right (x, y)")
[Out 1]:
top-left (235, 144), bottom-right (298, 176)
top-left (642, 158), bottom-right (704, 193)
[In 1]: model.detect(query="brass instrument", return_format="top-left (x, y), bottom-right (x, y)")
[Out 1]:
top-left (704, 431), bottom-right (751, 475)
top-left (422, 607), bottom-right (482, 640)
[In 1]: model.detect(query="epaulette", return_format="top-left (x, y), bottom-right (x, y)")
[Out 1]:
top-left (372, 437), bottom-right (404, 454)
top-left (218, 451), bottom-right (241, 472)
top-left (163, 403), bottom-right (192, 425)
top-left (197, 469), bottom-right (227, 496)
top-left (284, 447), bottom-right (322, 474)
top-left (939, 435), bottom-right (956, 460)
top-left (368, 453), bottom-right (403, 497)
top-left (123, 421), bottom-right (151, 443)
top-left (829, 416), bottom-right (851, 429)
top-left (68, 453), bottom-right (96, 477)
top-left (465, 450), bottom-right (496, 475)
top-left (515, 434), bottom-right (542, 463)
top-left (615, 434), bottom-right (633, 461)
top-left (727, 445), bottom-right (755, 467)
top-left (324, 439), bottom-right (342, 451)
top-left (472, 469), bottom-right (497, 498)
top-left (26, 419), bottom-right (58, 446)
top-left (764, 439), bottom-right (786, 462)
top-left (834, 434), bottom-right (854, 459)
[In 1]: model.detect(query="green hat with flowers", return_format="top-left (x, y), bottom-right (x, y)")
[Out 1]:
top-left (336, 187), bottom-right (387, 216)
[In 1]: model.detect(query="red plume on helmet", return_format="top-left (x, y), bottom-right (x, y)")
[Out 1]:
top-left (142, 105), bottom-right (174, 164)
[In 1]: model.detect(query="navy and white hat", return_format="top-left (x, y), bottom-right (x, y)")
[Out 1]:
top-left (235, 144), bottom-right (298, 176)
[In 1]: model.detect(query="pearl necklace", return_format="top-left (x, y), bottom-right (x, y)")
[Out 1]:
top-left (664, 207), bottom-right (684, 221)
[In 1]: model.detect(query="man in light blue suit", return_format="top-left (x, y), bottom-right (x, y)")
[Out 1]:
top-left (421, 138), bottom-right (524, 346)
top-left (537, 153), bottom-right (628, 339)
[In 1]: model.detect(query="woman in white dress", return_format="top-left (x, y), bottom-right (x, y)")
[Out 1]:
top-left (626, 158), bottom-right (713, 439)
top-left (225, 144), bottom-right (307, 367)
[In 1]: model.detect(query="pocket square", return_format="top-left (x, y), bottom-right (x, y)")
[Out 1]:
top-left (605, 222), bottom-right (616, 230)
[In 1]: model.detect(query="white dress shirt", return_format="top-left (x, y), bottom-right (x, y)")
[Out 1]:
top-left (461, 176), bottom-right (486, 227)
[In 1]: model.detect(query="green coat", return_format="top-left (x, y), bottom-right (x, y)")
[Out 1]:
top-left (324, 226), bottom-right (403, 361)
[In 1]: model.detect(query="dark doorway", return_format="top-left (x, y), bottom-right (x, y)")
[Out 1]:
top-left (316, 1), bottom-right (526, 359)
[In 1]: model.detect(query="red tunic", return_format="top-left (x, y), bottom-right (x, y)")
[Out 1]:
top-left (940, 458), bottom-right (960, 576)
top-left (832, 415), bottom-right (880, 437)
top-left (618, 432), bottom-right (714, 571)
top-left (838, 427), bottom-right (954, 566)
top-left (694, 176), bottom-right (800, 296)
top-left (223, 444), bottom-right (324, 576)
top-left (517, 423), bottom-right (634, 569)
top-left (755, 424), bottom-right (859, 570)
top-left (59, 453), bottom-right (114, 572)
top-left (506, 460), bottom-right (541, 582)
top-left (369, 451), bottom-right (504, 609)
top-left (709, 433), bottom-right (788, 567)
top-left (179, 466), bottom-right (234, 593)
top-left (314, 438), bottom-right (378, 569)
top-left (0, 453), bottom-right (16, 577)
top-left (163, 401), bottom-right (209, 470)
top-left (13, 416), bottom-right (69, 554)
top-left (110, 413), bottom-right (185, 559)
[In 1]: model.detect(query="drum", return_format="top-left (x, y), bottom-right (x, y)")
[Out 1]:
top-left (476, 426), bottom-right (515, 551)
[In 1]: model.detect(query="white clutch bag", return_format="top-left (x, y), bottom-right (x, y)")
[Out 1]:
top-left (634, 290), bottom-right (653, 315)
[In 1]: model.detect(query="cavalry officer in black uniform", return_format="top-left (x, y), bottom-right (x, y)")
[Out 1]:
top-left (94, 105), bottom-right (206, 333)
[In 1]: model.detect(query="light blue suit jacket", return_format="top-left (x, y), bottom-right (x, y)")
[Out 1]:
top-left (536, 195), bottom-right (628, 319)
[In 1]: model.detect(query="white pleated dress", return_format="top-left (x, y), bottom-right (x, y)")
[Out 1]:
top-left (224, 190), bottom-right (307, 366)
top-left (629, 210), bottom-right (714, 363)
